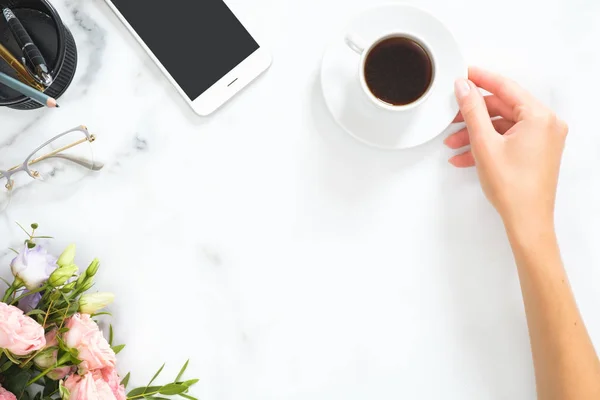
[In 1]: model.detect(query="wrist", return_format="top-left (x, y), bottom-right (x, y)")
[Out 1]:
top-left (503, 215), bottom-right (557, 252)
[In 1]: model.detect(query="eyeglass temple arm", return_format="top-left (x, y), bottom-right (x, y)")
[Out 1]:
top-left (0, 154), bottom-right (102, 179)
top-left (27, 135), bottom-right (103, 172)
top-left (43, 154), bottom-right (104, 171)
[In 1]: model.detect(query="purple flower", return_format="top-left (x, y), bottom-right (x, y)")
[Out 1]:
top-left (16, 290), bottom-right (42, 313)
top-left (10, 245), bottom-right (58, 290)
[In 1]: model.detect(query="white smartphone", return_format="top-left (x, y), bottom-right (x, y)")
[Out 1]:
top-left (104, 0), bottom-right (272, 116)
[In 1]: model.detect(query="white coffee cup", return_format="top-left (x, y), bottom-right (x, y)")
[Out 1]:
top-left (345, 32), bottom-right (437, 112)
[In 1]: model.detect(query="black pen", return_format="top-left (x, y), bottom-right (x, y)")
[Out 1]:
top-left (2, 7), bottom-right (53, 86)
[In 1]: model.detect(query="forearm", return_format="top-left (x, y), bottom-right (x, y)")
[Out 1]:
top-left (506, 220), bottom-right (600, 400)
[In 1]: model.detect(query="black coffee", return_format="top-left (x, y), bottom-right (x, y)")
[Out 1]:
top-left (364, 37), bottom-right (433, 106)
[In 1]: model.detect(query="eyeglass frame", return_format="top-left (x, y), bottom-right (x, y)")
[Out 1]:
top-left (0, 125), bottom-right (101, 191)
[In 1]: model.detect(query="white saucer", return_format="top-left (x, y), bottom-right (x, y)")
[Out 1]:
top-left (321, 4), bottom-right (467, 150)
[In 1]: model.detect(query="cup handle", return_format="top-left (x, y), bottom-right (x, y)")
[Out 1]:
top-left (345, 34), bottom-right (367, 55)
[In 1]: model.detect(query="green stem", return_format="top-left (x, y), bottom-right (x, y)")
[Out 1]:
top-left (26, 353), bottom-right (71, 386)
top-left (127, 390), bottom-right (162, 400)
top-left (2, 284), bottom-right (17, 303)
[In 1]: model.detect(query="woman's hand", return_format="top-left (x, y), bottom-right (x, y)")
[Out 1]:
top-left (445, 67), bottom-right (568, 232)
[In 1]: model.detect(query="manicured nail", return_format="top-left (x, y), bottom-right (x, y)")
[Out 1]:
top-left (454, 79), bottom-right (471, 100)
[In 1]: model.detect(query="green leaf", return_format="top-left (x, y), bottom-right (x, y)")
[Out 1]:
top-left (112, 344), bottom-right (126, 355)
top-left (3, 349), bottom-right (20, 364)
top-left (158, 383), bottom-right (188, 395)
top-left (69, 347), bottom-right (80, 358)
top-left (120, 372), bottom-right (131, 388)
top-left (2, 368), bottom-right (32, 398)
top-left (56, 334), bottom-right (68, 350)
top-left (91, 311), bottom-right (113, 317)
top-left (147, 363), bottom-right (165, 387)
top-left (127, 386), bottom-right (162, 397)
top-left (59, 382), bottom-right (70, 399)
top-left (179, 394), bottom-right (198, 400)
top-left (43, 378), bottom-right (59, 397)
top-left (0, 360), bottom-right (13, 372)
top-left (109, 324), bottom-right (114, 346)
top-left (175, 359), bottom-right (189, 382)
top-left (181, 379), bottom-right (199, 387)
top-left (26, 309), bottom-right (47, 317)
top-left (126, 387), bottom-right (145, 397)
top-left (0, 276), bottom-right (12, 287)
top-left (68, 302), bottom-right (80, 313)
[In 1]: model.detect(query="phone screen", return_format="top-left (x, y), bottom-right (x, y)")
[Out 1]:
top-left (110, 0), bottom-right (260, 100)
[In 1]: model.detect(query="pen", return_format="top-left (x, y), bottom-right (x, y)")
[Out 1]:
top-left (0, 42), bottom-right (45, 91)
top-left (2, 7), bottom-right (53, 86)
top-left (0, 71), bottom-right (59, 108)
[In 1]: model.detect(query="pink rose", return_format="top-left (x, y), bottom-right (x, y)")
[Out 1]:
top-left (101, 368), bottom-right (127, 400)
top-left (0, 302), bottom-right (46, 356)
top-left (0, 385), bottom-right (17, 400)
top-left (63, 314), bottom-right (116, 372)
top-left (63, 371), bottom-right (125, 400)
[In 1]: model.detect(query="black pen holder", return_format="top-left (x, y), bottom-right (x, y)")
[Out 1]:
top-left (0, 0), bottom-right (77, 110)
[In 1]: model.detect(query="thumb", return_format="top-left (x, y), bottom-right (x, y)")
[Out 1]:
top-left (454, 79), bottom-right (495, 141)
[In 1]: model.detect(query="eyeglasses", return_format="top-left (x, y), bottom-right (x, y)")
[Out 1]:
top-left (0, 125), bottom-right (103, 212)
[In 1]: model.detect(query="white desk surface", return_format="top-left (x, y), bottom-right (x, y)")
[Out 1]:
top-left (1, 0), bottom-right (599, 398)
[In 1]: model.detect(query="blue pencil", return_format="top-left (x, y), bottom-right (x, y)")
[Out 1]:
top-left (0, 71), bottom-right (58, 108)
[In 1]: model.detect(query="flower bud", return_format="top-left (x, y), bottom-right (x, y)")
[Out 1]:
top-left (34, 348), bottom-right (57, 369)
top-left (79, 278), bottom-right (94, 292)
top-left (79, 292), bottom-right (115, 314)
top-left (85, 258), bottom-right (100, 278)
top-left (57, 244), bottom-right (76, 268)
top-left (48, 366), bottom-right (73, 381)
top-left (76, 271), bottom-right (87, 287)
top-left (34, 330), bottom-right (58, 369)
top-left (61, 281), bottom-right (77, 292)
top-left (48, 264), bottom-right (78, 287)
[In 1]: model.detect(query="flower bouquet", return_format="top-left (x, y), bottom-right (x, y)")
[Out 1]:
top-left (0, 224), bottom-right (198, 400)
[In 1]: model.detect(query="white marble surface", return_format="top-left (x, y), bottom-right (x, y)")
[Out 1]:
top-left (1, 0), bottom-right (600, 398)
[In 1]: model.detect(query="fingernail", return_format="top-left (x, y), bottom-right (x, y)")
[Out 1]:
top-left (454, 79), bottom-right (471, 100)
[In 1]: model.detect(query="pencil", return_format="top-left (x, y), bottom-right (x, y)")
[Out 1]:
top-left (0, 71), bottom-right (59, 108)
top-left (0, 43), bottom-right (45, 91)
